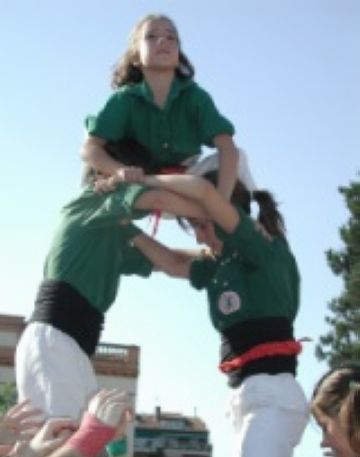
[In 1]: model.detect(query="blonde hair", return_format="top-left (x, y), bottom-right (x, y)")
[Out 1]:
top-left (311, 365), bottom-right (360, 455)
top-left (111, 14), bottom-right (194, 88)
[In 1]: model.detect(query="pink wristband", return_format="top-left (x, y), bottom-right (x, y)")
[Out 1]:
top-left (67, 412), bottom-right (116, 457)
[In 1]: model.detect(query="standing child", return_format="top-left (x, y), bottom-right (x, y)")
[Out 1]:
top-left (81, 13), bottom-right (239, 201)
top-left (15, 141), bottom-right (208, 424)
top-left (130, 150), bottom-right (309, 457)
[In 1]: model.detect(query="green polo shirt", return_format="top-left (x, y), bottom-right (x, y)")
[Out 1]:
top-left (189, 208), bottom-right (300, 332)
top-left (86, 77), bottom-right (234, 166)
top-left (44, 183), bottom-right (153, 313)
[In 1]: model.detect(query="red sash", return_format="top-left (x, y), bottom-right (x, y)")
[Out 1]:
top-left (219, 340), bottom-right (303, 373)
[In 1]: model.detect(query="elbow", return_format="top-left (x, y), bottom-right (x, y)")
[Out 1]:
top-left (233, 147), bottom-right (240, 167)
top-left (224, 145), bottom-right (240, 170)
top-left (80, 139), bottom-right (93, 163)
top-left (80, 136), bottom-right (105, 163)
top-left (80, 144), bottom-right (88, 163)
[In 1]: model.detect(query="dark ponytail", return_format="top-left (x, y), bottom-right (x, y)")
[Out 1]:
top-left (252, 190), bottom-right (286, 239)
top-left (201, 171), bottom-right (286, 238)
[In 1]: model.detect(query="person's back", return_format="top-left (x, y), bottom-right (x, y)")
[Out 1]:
top-left (15, 180), bottom-right (153, 420)
top-left (43, 185), bottom-right (150, 313)
top-left (134, 155), bottom-right (309, 457)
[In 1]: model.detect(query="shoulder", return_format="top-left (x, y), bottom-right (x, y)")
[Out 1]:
top-left (185, 80), bottom-right (213, 100)
top-left (101, 83), bottom-right (144, 103)
top-left (107, 85), bottom-right (136, 101)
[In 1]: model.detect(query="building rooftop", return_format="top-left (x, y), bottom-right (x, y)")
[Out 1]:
top-left (136, 406), bottom-right (208, 432)
top-left (0, 313), bottom-right (139, 377)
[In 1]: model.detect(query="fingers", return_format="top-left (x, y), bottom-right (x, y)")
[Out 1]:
top-left (39, 417), bottom-right (78, 439)
top-left (117, 167), bottom-right (144, 183)
top-left (88, 389), bottom-right (132, 429)
top-left (94, 167), bottom-right (145, 193)
top-left (0, 401), bottom-right (45, 445)
top-left (0, 444), bottom-right (13, 454)
top-left (94, 177), bottom-right (117, 193)
top-left (4, 399), bottom-right (31, 417)
top-left (14, 409), bottom-right (44, 425)
top-left (4, 400), bottom-right (42, 423)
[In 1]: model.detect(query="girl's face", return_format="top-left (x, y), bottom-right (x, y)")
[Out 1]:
top-left (190, 219), bottom-right (222, 254)
top-left (317, 414), bottom-right (356, 457)
top-left (137, 19), bottom-right (179, 71)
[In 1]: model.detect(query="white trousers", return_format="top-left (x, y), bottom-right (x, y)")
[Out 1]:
top-left (229, 373), bottom-right (309, 457)
top-left (15, 322), bottom-right (98, 420)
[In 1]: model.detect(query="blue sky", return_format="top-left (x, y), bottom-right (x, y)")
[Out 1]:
top-left (0, 1), bottom-right (359, 456)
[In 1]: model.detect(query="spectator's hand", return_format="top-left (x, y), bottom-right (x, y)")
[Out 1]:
top-left (14, 418), bottom-right (78, 457)
top-left (64, 390), bottom-right (132, 457)
top-left (87, 389), bottom-right (132, 439)
top-left (0, 400), bottom-right (44, 446)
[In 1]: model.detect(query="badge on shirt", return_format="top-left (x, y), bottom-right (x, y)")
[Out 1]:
top-left (218, 291), bottom-right (241, 315)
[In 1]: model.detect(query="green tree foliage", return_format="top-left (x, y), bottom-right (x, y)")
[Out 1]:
top-left (316, 177), bottom-right (360, 367)
top-left (0, 382), bottom-right (17, 414)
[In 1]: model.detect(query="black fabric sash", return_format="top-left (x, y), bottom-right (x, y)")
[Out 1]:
top-left (30, 279), bottom-right (104, 357)
top-left (220, 317), bottom-right (297, 387)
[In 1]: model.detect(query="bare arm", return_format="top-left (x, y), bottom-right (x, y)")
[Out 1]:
top-left (134, 188), bottom-right (208, 220)
top-left (133, 234), bottom-right (194, 278)
top-left (80, 135), bottom-right (144, 182)
top-left (81, 136), bottom-right (120, 175)
top-left (143, 175), bottom-right (240, 233)
top-left (213, 134), bottom-right (239, 200)
top-left (46, 390), bottom-right (131, 457)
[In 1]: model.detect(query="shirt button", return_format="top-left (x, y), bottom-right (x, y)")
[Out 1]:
top-left (162, 142), bottom-right (169, 149)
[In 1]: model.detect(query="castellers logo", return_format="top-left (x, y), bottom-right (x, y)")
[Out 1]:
top-left (218, 291), bottom-right (241, 315)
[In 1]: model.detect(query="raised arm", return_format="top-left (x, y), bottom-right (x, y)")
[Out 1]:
top-left (81, 136), bottom-right (119, 175)
top-left (132, 233), bottom-right (193, 279)
top-left (213, 134), bottom-right (239, 200)
top-left (143, 174), bottom-right (240, 233)
top-left (133, 188), bottom-right (209, 220)
top-left (11, 389), bottom-right (133, 457)
top-left (81, 135), bottom-right (143, 182)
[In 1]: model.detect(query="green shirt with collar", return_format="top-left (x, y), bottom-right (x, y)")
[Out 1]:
top-left (189, 207), bottom-right (300, 332)
top-left (86, 77), bottom-right (235, 166)
top-left (44, 183), bottom-right (153, 314)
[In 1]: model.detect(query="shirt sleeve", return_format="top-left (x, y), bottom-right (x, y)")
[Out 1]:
top-left (120, 231), bottom-right (153, 277)
top-left (214, 207), bottom-right (274, 266)
top-left (81, 184), bottom-right (150, 228)
top-left (196, 87), bottom-right (235, 147)
top-left (85, 91), bottom-right (129, 141)
top-left (189, 256), bottom-right (218, 290)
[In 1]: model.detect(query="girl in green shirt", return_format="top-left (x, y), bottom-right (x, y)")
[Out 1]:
top-left (15, 141), bottom-right (208, 425)
top-left (81, 13), bottom-right (239, 201)
top-left (131, 151), bottom-right (308, 457)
